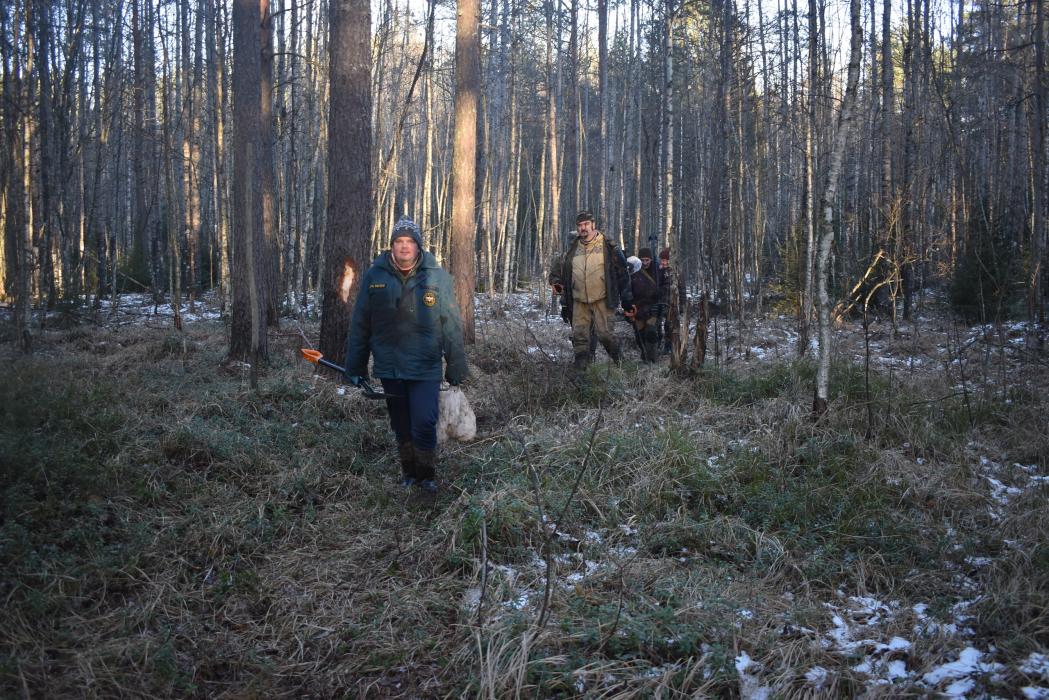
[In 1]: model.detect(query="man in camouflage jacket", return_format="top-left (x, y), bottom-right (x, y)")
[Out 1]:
top-left (548, 211), bottom-right (633, 370)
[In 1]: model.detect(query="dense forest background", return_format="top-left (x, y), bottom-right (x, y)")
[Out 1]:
top-left (1, 0), bottom-right (1046, 351)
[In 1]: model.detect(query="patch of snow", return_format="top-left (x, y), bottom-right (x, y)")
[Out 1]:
top-left (1022, 688), bottom-right (1049, 700)
top-left (609, 545), bottom-right (637, 558)
top-left (640, 664), bottom-right (679, 679)
top-left (805, 666), bottom-right (829, 688)
top-left (564, 559), bottom-right (601, 584)
top-left (734, 652), bottom-right (772, 699)
top-left (943, 677), bottom-right (975, 697)
top-left (1021, 653), bottom-right (1049, 679)
top-left (921, 647), bottom-right (1004, 688)
top-left (886, 660), bottom-right (909, 680)
top-left (986, 476), bottom-right (1022, 505)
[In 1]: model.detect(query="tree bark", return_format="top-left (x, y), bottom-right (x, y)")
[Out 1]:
top-left (813, 0), bottom-right (862, 417)
top-left (230, 0), bottom-right (268, 365)
top-left (319, 0), bottom-right (373, 365)
top-left (451, 0), bottom-right (480, 342)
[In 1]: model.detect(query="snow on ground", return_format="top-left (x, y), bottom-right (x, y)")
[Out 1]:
top-left (6, 288), bottom-right (1047, 695)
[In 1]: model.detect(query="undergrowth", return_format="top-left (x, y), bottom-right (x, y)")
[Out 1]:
top-left (1, 311), bottom-right (1046, 697)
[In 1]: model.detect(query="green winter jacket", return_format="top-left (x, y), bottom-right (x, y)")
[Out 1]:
top-left (344, 251), bottom-right (469, 384)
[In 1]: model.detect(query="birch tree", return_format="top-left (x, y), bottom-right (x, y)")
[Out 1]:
top-left (813, 0), bottom-right (862, 417)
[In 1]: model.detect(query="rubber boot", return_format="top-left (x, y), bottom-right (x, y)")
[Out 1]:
top-left (607, 341), bottom-right (622, 365)
top-left (398, 442), bottom-right (417, 487)
top-left (643, 341), bottom-right (659, 364)
top-left (573, 352), bottom-right (591, 371)
top-left (415, 448), bottom-right (438, 494)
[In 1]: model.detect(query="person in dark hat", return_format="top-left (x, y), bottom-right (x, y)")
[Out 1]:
top-left (548, 211), bottom-right (633, 371)
top-left (344, 216), bottom-right (469, 494)
top-left (624, 247), bottom-right (663, 362)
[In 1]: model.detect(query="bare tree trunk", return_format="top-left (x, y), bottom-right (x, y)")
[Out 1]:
top-left (158, 15), bottom-right (183, 329)
top-left (661, 0), bottom-right (675, 249)
top-left (34, 0), bottom-right (57, 308)
top-left (452, 0), bottom-right (480, 342)
top-left (15, 0), bottom-right (34, 352)
top-left (544, 0), bottom-right (561, 292)
top-left (230, 0), bottom-right (268, 366)
top-left (564, 0), bottom-right (578, 217)
top-left (813, 0), bottom-right (862, 417)
top-left (598, 0), bottom-right (608, 213)
top-left (422, 0), bottom-right (436, 251)
top-left (260, 0), bottom-right (280, 326)
top-left (799, 0), bottom-right (818, 358)
top-left (1028, 0), bottom-right (1046, 326)
top-left (319, 0), bottom-right (373, 364)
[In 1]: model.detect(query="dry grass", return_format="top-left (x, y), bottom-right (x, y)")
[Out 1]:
top-left (1, 294), bottom-right (1047, 697)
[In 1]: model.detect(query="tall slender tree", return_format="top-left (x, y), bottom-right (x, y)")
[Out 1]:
top-left (813, 0), bottom-right (862, 416)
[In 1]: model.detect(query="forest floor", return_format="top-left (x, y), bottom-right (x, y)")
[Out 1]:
top-left (1, 289), bottom-right (1048, 698)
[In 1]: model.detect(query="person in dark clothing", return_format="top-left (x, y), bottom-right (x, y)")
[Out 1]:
top-left (625, 248), bottom-right (664, 363)
top-left (548, 210), bottom-right (634, 371)
top-left (344, 216), bottom-right (469, 494)
top-left (658, 248), bottom-right (687, 353)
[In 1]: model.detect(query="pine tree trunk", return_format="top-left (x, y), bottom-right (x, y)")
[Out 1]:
top-left (230, 0), bottom-right (268, 364)
top-left (452, 0), bottom-right (480, 342)
top-left (319, 0), bottom-right (373, 364)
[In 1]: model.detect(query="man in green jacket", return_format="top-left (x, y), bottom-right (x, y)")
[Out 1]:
top-left (344, 216), bottom-right (468, 493)
top-left (549, 210), bottom-right (633, 370)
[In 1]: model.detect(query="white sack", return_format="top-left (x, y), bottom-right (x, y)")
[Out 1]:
top-left (437, 386), bottom-right (477, 443)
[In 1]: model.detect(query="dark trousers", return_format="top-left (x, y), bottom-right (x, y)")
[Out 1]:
top-left (380, 379), bottom-right (441, 452)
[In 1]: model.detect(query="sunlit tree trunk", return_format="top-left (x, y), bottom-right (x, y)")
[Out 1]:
top-left (15, 0), bottom-right (34, 352)
top-left (451, 0), bottom-right (480, 342)
top-left (813, 0), bottom-right (862, 417)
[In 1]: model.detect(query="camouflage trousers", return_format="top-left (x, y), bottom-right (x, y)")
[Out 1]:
top-left (571, 299), bottom-right (621, 364)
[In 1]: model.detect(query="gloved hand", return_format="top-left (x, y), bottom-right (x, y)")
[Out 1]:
top-left (622, 304), bottom-right (636, 319)
top-left (552, 283), bottom-right (564, 295)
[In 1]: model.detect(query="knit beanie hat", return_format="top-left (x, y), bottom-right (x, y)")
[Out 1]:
top-left (391, 216), bottom-right (424, 249)
top-left (659, 248), bottom-right (671, 261)
top-left (638, 247), bottom-right (653, 259)
top-left (575, 210), bottom-right (595, 225)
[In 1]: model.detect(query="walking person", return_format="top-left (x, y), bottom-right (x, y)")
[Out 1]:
top-left (548, 211), bottom-right (633, 371)
top-left (625, 248), bottom-right (663, 363)
top-left (344, 216), bottom-right (469, 494)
